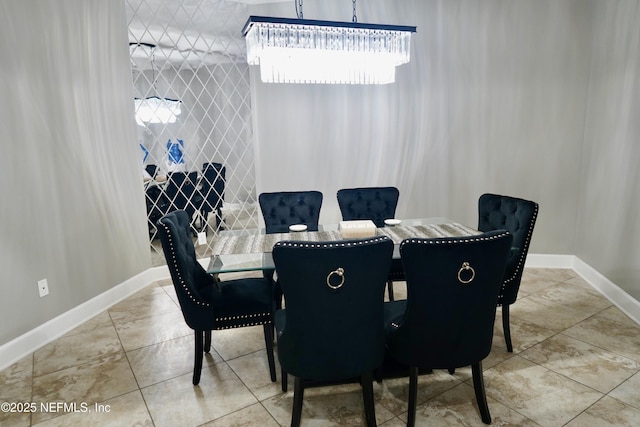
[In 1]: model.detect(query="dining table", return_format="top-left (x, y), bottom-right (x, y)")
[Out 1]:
top-left (206, 218), bottom-right (480, 275)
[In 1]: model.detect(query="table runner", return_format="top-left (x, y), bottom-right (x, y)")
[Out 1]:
top-left (377, 223), bottom-right (479, 242)
top-left (210, 223), bottom-right (480, 255)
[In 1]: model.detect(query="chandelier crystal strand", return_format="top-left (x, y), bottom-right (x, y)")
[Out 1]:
top-left (243, 17), bottom-right (415, 84)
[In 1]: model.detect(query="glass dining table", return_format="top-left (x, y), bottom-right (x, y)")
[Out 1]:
top-left (206, 218), bottom-right (480, 275)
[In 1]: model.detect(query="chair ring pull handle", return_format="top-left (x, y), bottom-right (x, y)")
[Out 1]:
top-left (457, 262), bottom-right (475, 284)
top-left (326, 267), bottom-right (345, 290)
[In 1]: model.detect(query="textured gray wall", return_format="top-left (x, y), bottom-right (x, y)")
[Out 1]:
top-left (577, 1), bottom-right (640, 300)
top-left (251, 0), bottom-right (640, 298)
top-left (0, 1), bottom-right (150, 345)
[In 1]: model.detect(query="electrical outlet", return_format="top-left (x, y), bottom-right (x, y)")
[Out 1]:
top-left (38, 279), bottom-right (49, 297)
top-left (197, 232), bottom-right (207, 246)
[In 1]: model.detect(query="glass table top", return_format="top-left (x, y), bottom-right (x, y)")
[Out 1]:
top-left (206, 218), bottom-right (479, 274)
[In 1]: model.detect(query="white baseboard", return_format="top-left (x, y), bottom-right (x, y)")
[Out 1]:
top-left (571, 257), bottom-right (640, 326)
top-left (0, 265), bottom-right (170, 372)
top-left (527, 253), bottom-right (640, 326)
top-left (2, 255), bottom-right (640, 372)
top-left (525, 253), bottom-right (575, 269)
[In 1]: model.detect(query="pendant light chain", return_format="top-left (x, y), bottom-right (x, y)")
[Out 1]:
top-left (352, 0), bottom-right (357, 23)
top-left (295, 0), bottom-right (357, 23)
top-left (151, 45), bottom-right (157, 93)
top-left (296, 0), bottom-right (303, 19)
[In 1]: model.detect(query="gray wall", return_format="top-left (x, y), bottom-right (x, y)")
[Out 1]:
top-left (251, 0), bottom-right (640, 297)
top-left (577, 1), bottom-right (640, 300)
top-left (0, 1), bottom-right (150, 345)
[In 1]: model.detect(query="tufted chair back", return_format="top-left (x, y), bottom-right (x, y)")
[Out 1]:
top-left (337, 186), bottom-right (399, 227)
top-left (273, 236), bottom-right (393, 426)
top-left (478, 193), bottom-right (539, 305)
top-left (383, 231), bottom-right (512, 426)
top-left (156, 210), bottom-right (218, 331)
top-left (273, 236), bottom-right (393, 380)
top-left (387, 231), bottom-right (512, 368)
top-left (259, 191), bottom-right (323, 233)
top-left (337, 186), bottom-right (402, 301)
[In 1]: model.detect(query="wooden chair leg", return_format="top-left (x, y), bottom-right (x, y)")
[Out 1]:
top-left (291, 377), bottom-right (305, 427)
top-left (387, 280), bottom-right (395, 301)
top-left (263, 324), bottom-right (276, 382)
top-left (193, 330), bottom-right (204, 385)
top-left (282, 367), bottom-right (288, 392)
top-left (502, 304), bottom-right (513, 352)
top-left (407, 366), bottom-right (418, 427)
top-left (204, 330), bottom-right (211, 353)
top-left (471, 362), bottom-right (491, 424)
top-left (361, 372), bottom-right (377, 426)
top-left (447, 368), bottom-right (456, 375)
top-left (374, 366), bottom-right (383, 384)
top-left (215, 207), bottom-right (224, 231)
top-left (199, 210), bottom-right (206, 231)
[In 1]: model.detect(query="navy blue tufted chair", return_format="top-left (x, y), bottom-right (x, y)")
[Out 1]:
top-left (259, 191), bottom-right (324, 309)
top-left (157, 210), bottom-right (276, 385)
top-left (337, 187), bottom-right (399, 227)
top-left (258, 191), bottom-right (323, 233)
top-left (337, 187), bottom-right (402, 300)
top-left (478, 193), bottom-right (539, 352)
top-left (165, 172), bottom-right (202, 233)
top-left (273, 236), bottom-right (394, 427)
top-left (145, 183), bottom-right (169, 236)
top-left (383, 231), bottom-right (513, 426)
top-left (200, 162), bottom-right (226, 232)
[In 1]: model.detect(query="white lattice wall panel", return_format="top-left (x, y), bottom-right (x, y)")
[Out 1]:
top-left (126, 0), bottom-right (259, 266)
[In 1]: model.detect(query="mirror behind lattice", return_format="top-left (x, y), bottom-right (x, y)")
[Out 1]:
top-left (126, 0), bottom-right (259, 266)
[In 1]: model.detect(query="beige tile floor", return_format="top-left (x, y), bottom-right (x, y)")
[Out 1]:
top-left (2, 268), bottom-right (640, 426)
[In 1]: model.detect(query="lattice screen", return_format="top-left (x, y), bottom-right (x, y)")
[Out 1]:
top-left (125, 0), bottom-right (259, 265)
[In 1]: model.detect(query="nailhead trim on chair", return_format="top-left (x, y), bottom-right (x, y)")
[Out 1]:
top-left (274, 236), bottom-right (391, 249)
top-left (159, 221), bottom-right (212, 307)
top-left (215, 320), bottom-right (272, 330)
top-left (401, 231), bottom-right (511, 246)
top-left (216, 313), bottom-right (271, 321)
top-left (502, 203), bottom-right (539, 286)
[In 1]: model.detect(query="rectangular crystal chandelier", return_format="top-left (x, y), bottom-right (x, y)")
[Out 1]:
top-left (242, 16), bottom-right (416, 85)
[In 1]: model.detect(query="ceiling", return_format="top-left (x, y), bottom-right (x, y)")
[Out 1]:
top-left (126, 0), bottom-right (290, 68)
